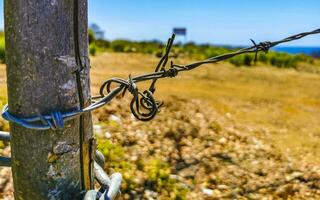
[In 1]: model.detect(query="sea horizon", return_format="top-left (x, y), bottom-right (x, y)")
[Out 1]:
top-left (271, 46), bottom-right (320, 56)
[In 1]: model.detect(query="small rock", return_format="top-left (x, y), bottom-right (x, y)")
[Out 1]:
top-left (219, 137), bottom-right (227, 145)
top-left (202, 188), bottom-right (214, 196)
top-left (217, 185), bottom-right (229, 190)
top-left (144, 189), bottom-right (158, 199)
top-left (286, 172), bottom-right (303, 181)
top-left (105, 131), bottom-right (112, 139)
top-left (275, 184), bottom-right (294, 198)
top-left (169, 174), bottom-right (180, 180)
top-left (225, 113), bottom-right (232, 118)
top-left (109, 115), bottom-right (121, 124)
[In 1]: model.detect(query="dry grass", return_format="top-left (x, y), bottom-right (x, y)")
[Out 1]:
top-left (0, 52), bottom-right (318, 164)
top-left (91, 52), bottom-right (320, 165)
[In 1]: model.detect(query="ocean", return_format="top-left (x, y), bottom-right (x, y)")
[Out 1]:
top-left (272, 47), bottom-right (320, 56)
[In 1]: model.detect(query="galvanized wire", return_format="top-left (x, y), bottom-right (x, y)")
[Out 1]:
top-left (2, 28), bottom-right (320, 130)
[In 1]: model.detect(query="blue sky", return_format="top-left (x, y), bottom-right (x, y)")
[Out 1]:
top-left (0, 0), bottom-right (319, 46)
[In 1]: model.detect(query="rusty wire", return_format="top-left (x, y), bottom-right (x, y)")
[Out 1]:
top-left (2, 28), bottom-right (320, 129)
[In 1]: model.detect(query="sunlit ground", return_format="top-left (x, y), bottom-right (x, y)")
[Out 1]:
top-left (0, 52), bottom-right (320, 199)
top-left (91, 52), bottom-right (320, 165)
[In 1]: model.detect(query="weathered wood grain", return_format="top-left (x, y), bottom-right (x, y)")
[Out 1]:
top-left (4, 0), bottom-right (93, 199)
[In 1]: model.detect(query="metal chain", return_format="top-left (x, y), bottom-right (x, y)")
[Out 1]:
top-left (2, 28), bottom-right (320, 130)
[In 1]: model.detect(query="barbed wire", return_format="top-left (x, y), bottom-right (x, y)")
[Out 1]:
top-left (2, 28), bottom-right (320, 130)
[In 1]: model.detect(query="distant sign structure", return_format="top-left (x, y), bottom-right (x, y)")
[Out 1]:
top-left (173, 28), bottom-right (187, 43)
top-left (173, 28), bottom-right (187, 36)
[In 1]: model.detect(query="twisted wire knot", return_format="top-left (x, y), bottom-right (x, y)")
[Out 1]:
top-left (250, 40), bottom-right (272, 54)
top-left (250, 39), bottom-right (273, 63)
top-left (259, 41), bottom-right (272, 53)
top-left (39, 111), bottom-right (64, 130)
top-left (1, 105), bottom-right (67, 130)
top-left (127, 75), bottom-right (137, 94)
top-left (164, 67), bottom-right (178, 78)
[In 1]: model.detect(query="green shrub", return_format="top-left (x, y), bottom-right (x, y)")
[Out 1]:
top-left (144, 159), bottom-right (188, 200)
top-left (110, 40), bottom-right (128, 52)
top-left (89, 43), bottom-right (97, 56)
top-left (244, 54), bottom-right (253, 66)
top-left (88, 29), bottom-right (96, 44)
top-left (0, 32), bottom-right (5, 63)
top-left (95, 39), bottom-right (110, 49)
top-left (88, 34), bottom-right (315, 69)
top-left (97, 139), bottom-right (188, 199)
top-left (230, 56), bottom-right (242, 67)
top-left (97, 139), bottom-right (125, 163)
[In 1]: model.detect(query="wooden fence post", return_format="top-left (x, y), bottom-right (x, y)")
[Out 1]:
top-left (4, 0), bottom-right (93, 199)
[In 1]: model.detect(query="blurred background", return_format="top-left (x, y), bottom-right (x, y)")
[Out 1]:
top-left (0, 0), bottom-right (320, 199)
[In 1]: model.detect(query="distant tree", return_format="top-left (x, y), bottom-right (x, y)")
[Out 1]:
top-left (89, 23), bottom-right (105, 39)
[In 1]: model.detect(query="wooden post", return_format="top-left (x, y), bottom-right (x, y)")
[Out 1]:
top-left (4, 0), bottom-right (94, 199)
